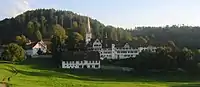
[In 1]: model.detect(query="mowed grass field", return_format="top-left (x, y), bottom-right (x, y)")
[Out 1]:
top-left (0, 58), bottom-right (200, 87)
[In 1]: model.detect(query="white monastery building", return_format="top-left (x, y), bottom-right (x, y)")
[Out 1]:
top-left (87, 38), bottom-right (156, 60)
top-left (61, 17), bottom-right (157, 69)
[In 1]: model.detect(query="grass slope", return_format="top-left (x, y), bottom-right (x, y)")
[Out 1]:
top-left (0, 58), bottom-right (200, 87)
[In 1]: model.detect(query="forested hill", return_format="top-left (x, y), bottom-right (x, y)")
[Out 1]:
top-left (0, 9), bottom-right (200, 49)
top-left (0, 9), bottom-right (132, 44)
top-left (132, 26), bottom-right (200, 49)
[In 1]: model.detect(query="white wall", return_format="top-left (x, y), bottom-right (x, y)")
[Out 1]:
top-left (97, 45), bottom-right (156, 60)
top-left (62, 60), bottom-right (100, 69)
top-left (92, 39), bottom-right (102, 51)
top-left (26, 49), bottom-right (35, 56)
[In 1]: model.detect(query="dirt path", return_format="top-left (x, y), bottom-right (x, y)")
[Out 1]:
top-left (1, 65), bottom-right (18, 87)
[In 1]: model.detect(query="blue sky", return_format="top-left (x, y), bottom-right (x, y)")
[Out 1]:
top-left (0, 0), bottom-right (200, 28)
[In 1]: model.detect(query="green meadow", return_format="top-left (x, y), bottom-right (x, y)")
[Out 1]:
top-left (0, 58), bottom-right (200, 87)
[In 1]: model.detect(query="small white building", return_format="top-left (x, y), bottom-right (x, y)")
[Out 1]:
top-left (61, 51), bottom-right (100, 69)
top-left (25, 40), bottom-right (47, 57)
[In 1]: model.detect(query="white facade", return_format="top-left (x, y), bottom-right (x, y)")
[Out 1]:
top-left (25, 40), bottom-right (48, 56)
top-left (33, 40), bottom-right (47, 53)
top-left (62, 60), bottom-right (100, 69)
top-left (89, 39), bottom-right (157, 60)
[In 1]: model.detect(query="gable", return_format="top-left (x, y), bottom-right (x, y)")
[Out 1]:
top-left (33, 42), bottom-right (46, 49)
top-left (124, 43), bottom-right (130, 48)
top-left (94, 39), bottom-right (101, 44)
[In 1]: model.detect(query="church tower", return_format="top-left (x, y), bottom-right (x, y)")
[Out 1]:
top-left (85, 17), bottom-right (92, 45)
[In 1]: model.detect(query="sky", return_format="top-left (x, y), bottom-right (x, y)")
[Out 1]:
top-left (0, 0), bottom-right (200, 28)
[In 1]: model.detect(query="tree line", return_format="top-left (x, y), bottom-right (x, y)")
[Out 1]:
top-left (0, 9), bottom-right (132, 44)
top-left (104, 46), bottom-right (200, 73)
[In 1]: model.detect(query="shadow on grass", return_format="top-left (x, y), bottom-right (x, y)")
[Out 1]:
top-left (17, 58), bottom-right (57, 69)
top-left (171, 83), bottom-right (200, 87)
top-left (13, 58), bottom-right (200, 83)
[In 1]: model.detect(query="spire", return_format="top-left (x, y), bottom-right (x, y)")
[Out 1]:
top-left (85, 17), bottom-right (92, 45)
top-left (87, 17), bottom-right (91, 33)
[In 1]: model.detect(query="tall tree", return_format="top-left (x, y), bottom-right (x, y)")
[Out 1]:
top-left (27, 21), bottom-right (35, 36)
top-left (52, 24), bottom-right (67, 44)
top-left (40, 16), bottom-right (47, 36)
top-left (15, 35), bottom-right (28, 46)
top-left (35, 30), bottom-right (42, 40)
top-left (1, 43), bottom-right (25, 62)
top-left (67, 32), bottom-right (83, 49)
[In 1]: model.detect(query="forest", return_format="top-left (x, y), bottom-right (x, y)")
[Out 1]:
top-left (0, 9), bottom-right (200, 49)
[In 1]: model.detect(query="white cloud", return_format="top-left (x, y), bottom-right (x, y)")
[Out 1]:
top-left (0, 0), bottom-right (31, 19)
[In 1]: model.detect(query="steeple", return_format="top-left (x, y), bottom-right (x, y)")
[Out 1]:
top-left (87, 17), bottom-right (91, 33)
top-left (85, 17), bottom-right (92, 45)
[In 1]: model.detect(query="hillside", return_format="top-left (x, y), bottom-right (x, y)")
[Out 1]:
top-left (1, 58), bottom-right (200, 87)
top-left (0, 9), bottom-right (131, 44)
top-left (1, 9), bottom-right (200, 49)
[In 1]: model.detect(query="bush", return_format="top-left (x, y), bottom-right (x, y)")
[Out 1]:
top-left (1, 43), bottom-right (25, 62)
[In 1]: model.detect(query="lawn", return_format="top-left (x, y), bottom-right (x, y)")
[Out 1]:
top-left (0, 58), bottom-right (200, 87)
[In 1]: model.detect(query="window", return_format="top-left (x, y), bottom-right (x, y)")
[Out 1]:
top-left (83, 61), bottom-right (85, 63)
top-left (79, 61), bottom-right (81, 63)
top-left (90, 65), bottom-right (93, 68)
top-left (79, 65), bottom-right (82, 68)
top-left (95, 65), bottom-right (99, 68)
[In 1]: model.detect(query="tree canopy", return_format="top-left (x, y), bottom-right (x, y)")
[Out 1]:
top-left (1, 43), bottom-right (25, 62)
top-left (15, 35), bottom-right (28, 46)
top-left (52, 24), bottom-right (67, 44)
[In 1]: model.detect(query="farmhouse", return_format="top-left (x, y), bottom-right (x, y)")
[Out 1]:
top-left (25, 40), bottom-right (47, 57)
top-left (61, 51), bottom-right (100, 69)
